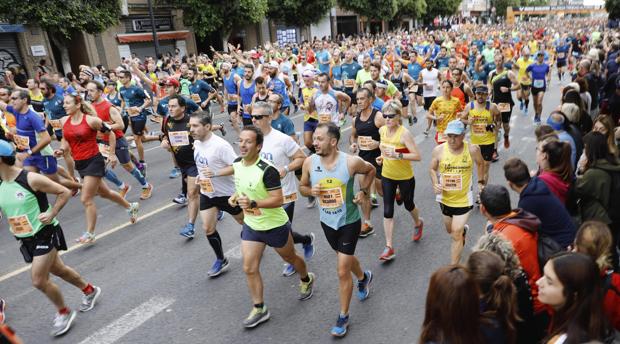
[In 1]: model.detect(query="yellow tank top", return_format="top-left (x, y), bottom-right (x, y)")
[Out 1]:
top-left (436, 142), bottom-right (473, 207)
top-left (467, 101), bottom-right (495, 145)
top-left (379, 125), bottom-right (414, 180)
top-left (302, 87), bottom-right (318, 121)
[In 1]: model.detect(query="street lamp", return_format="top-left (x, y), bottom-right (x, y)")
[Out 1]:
top-left (147, 0), bottom-right (161, 57)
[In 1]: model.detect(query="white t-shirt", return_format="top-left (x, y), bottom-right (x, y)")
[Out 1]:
top-left (420, 68), bottom-right (440, 98)
top-left (260, 129), bottom-right (300, 202)
top-left (193, 134), bottom-right (237, 198)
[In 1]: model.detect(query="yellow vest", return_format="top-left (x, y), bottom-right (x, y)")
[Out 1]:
top-left (436, 142), bottom-right (473, 207)
top-left (468, 101), bottom-right (495, 145)
top-left (379, 125), bottom-right (414, 180)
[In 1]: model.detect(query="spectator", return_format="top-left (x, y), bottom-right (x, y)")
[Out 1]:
top-left (591, 114), bottom-right (619, 158)
top-left (536, 139), bottom-right (573, 204)
top-left (546, 111), bottom-right (578, 168)
top-left (504, 158), bottom-right (577, 248)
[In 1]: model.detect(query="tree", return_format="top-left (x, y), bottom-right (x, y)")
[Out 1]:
top-left (337, 0), bottom-right (400, 22)
top-left (423, 0), bottom-right (461, 20)
top-left (397, 0), bottom-right (428, 20)
top-left (606, 0), bottom-right (620, 20)
top-left (0, 0), bottom-right (121, 73)
top-left (267, 0), bottom-right (334, 27)
top-left (164, 0), bottom-right (268, 46)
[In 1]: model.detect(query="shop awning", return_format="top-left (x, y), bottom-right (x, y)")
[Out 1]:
top-left (116, 30), bottom-right (190, 43)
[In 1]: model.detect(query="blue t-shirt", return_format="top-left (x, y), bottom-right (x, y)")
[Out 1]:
top-left (371, 97), bottom-right (384, 111)
top-left (42, 93), bottom-right (66, 120)
top-left (316, 50), bottom-right (331, 74)
top-left (189, 80), bottom-right (215, 103)
top-left (9, 105), bottom-right (49, 155)
top-left (268, 77), bottom-right (291, 108)
top-left (63, 86), bottom-right (76, 96)
top-left (331, 64), bottom-right (343, 88)
top-left (341, 62), bottom-right (361, 88)
top-left (556, 45), bottom-right (570, 62)
top-left (526, 63), bottom-right (550, 89)
top-left (407, 62), bottom-right (423, 80)
top-left (156, 95), bottom-right (199, 117)
top-left (435, 56), bottom-right (449, 69)
top-left (423, 44), bottom-right (440, 60)
top-left (119, 85), bottom-right (150, 120)
top-left (271, 114), bottom-right (295, 136)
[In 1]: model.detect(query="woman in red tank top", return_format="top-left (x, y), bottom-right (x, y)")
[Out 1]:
top-left (54, 93), bottom-right (139, 244)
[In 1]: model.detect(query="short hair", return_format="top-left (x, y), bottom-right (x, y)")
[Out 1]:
top-left (317, 122), bottom-right (340, 143)
top-left (269, 92), bottom-right (283, 104)
top-left (190, 110), bottom-right (212, 125)
top-left (88, 80), bottom-right (105, 92)
top-left (252, 101), bottom-right (273, 116)
top-left (41, 79), bottom-right (56, 93)
top-left (255, 76), bottom-right (265, 85)
top-left (363, 80), bottom-right (376, 90)
top-left (370, 61), bottom-right (381, 70)
top-left (534, 124), bottom-right (556, 142)
top-left (480, 184), bottom-right (512, 217)
top-left (317, 72), bottom-right (330, 81)
top-left (168, 94), bottom-right (186, 108)
top-left (356, 87), bottom-right (372, 99)
top-left (441, 79), bottom-right (454, 88)
top-left (1, 156), bottom-right (16, 166)
top-left (13, 89), bottom-right (30, 104)
top-left (503, 158), bottom-right (531, 187)
top-left (241, 125), bottom-right (264, 147)
top-left (120, 70), bottom-right (132, 79)
top-left (244, 63), bottom-right (254, 71)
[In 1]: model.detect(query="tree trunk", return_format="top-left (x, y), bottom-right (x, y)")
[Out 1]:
top-left (221, 31), bottom-right (231, 52)
top-left (49, 33), bottom-right (72, 75)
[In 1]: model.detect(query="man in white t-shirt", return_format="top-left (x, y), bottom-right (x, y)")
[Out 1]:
top-left (419, 60), bottom-right (440, 135)
top-left (250, 101), bottom-right (315, 277)
top-left (189, 110), bottom-right (245, 278)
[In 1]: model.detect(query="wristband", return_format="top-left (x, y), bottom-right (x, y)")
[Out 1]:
top-left (284, 165), bottom-right (290, 173)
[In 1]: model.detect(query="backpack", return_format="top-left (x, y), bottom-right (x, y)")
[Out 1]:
top-left (536, 233), bottom-right (563, 273)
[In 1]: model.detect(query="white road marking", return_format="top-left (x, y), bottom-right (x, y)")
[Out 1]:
top-left (225, 244), bottom-right (242, 259)
top-left (77, 296), bottom-right (175, 344)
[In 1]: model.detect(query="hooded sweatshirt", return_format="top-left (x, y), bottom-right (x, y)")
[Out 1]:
top-left (576, 159), bottom-right (620, 224)
top-left (518, 177), bottom-right (576, 248)
top-left (493, 209), bottom-right (545, 314)
top-left (538, 170), bottom-right (570, 204)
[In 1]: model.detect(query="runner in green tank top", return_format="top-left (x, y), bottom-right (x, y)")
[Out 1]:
top-left (227, 126), bottom-right (315, 329)
top-left (0, 140), bottom-right (101, 337)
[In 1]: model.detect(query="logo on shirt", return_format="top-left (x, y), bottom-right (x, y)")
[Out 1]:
top-left (15, 191), bottom-right (25, 200)
top-left (314, 166), bottom-right (322, 172)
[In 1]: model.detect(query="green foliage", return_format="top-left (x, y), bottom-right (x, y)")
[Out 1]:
top-left (165, 0), bottom-right (268, 39)
top-left (337, 0), bottom-right (400, 21)
top-left (267, 0), bottom-right (334, 26)
top-left (494, 0), bottom-right (519, 17)
top-left (0, 0), bottom-right (121, 38)
top-left (424, 0), bottom-right (461, 19)
top-left (606, 0), bottom-right (620, 19)
top-left (397, 0), bottom-right (428, 19)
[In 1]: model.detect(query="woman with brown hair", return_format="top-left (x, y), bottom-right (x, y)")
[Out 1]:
top-left (419, 265), bottom-right (485, 344)
top-left (55, 93), bottom-right (139, 244)
top-left (536, 139), bottom-right (573, 204)
top-left (592, 115), bottom-right (619, 157)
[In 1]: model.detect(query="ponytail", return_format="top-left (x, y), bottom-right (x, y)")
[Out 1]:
top-left (543, 140), bottom-right (573, 182)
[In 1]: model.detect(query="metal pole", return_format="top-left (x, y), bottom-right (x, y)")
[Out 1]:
top-left (147, 0), bottom-right (160, 57)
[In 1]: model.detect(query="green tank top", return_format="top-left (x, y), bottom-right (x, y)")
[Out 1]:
top-left (0, 170), bottom-right (57, 238)
top-left (233, 157), bottom-right (289, 231)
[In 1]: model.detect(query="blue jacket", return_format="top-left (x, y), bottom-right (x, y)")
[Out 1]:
top-left (518, 177), bottom-right (576, 248)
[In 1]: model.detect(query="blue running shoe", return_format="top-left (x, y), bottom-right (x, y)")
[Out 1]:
top-left (282, 263), bottom-right (296, 277)
top-left (357, 270), bottom-right (373, 301)
top-left (217, 210), bottom-right (224, 221)
top-left (302, 233), bottom-right (315, 260)
top-left (207, 258), bottom-right (229, 277)
top-left (180, 223), bottom-right (195, 239)
top-left (330, 314), bottom-right (349, 337)
top-left (169, 167), bottom-right (181, 179)
top-left (519, 101), bottom-right (524, 111)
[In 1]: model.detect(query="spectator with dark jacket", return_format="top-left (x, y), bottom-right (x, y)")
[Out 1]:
top-left (504, 158), bottom-right (577, 248)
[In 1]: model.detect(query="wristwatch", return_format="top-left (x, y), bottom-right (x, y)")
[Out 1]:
top-left (26, 149), bottom-right (33, 156)
top-left (398, 152), bottom-right (404, 160)
top-left (250, 200), bottom-right (258, 209)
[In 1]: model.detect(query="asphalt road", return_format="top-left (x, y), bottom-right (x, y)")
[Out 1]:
top-left (0, 78), bottom-right (567, 344)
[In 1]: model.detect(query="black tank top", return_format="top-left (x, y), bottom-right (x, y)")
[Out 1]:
top-left (355, 108), bottom-right (381, 162)
top-left (390, 72), bottom-right (405, 94)
top-left (490, 69), bottom-right (513, 105)
top-left (256, 93), bottom-right (269, 102)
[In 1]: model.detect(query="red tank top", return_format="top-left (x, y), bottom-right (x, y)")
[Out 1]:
top-left (92, 100), bottom-right (123, 142)
top-left (62, 114), bottom-right (100, 161)
top-left (451, 87), bottom-right (466, 107)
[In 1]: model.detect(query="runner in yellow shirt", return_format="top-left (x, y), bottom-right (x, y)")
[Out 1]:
top-left (514, 47), bottom-right (534, 115)
top-left (427, 80), bottom-right (463, 145)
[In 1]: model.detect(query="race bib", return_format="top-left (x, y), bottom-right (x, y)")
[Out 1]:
top-left (498, 103), bottom-right (511, 113)
top-left (199, 177), bottom-right (214, 193)
top-left (424, 83), bottom-right (433, 91)
top-left (533, 79), bottom-right (545, 88)
top-left (410, 85), bottom-right (419, 93)
top-left (358, 136), bottom-right (375, 151)
top-left (283, 192), bottom-right (298, 204)
top-left (98, 143), bottom-right (111, 158)
top-left (244, 207), bottom-right (263, 216)
top-left (472, 123), bottom-right (487, 135)
top-left (127, 107), bottom-right (141, 117)
top-left (318, 113), bottom-right (332, 124)
top-left (557, 52), bottom-right (565, 59)
top-left (572, 51), bottom-right (579, 57)
top-left (381, 144), bottom-right (398, 160)
top-left (191, 94), bottom-right (201, 103)
top-left (319, 187), bottom-right (344, 208)
top-left (8, 215), bottom-right (33, 236)
top-left (49, 119), bottom-right (62, 130)
top-left (442, 173), bottom-right (463, 191)
top-left (344, 79), bottom-right (355, 88)
top-left (333, 79), bottom-right (343, 88)
top-left (13, 135), bottom-right (30, 151)
top-left (168, 131), bottom-right (190, 147)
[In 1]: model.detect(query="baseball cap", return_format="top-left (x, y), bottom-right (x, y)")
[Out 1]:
top-left (376, 80), bottom-right (388, 89)
top-left (444, 120), bottom-right (465, 135)
top-left (475, 85), bottom-right (489, 94)
top-left (302, 70), bottom-right (315, 78)
top-left (161, 77), bottom-right (180, 88)
top-left (546, 115), bottom-right (564, 131)
top-left (251, 52), bottom-right (261, 59)
top-left (268, 61), bottom-right (279, 69)
top-left (0, 140), bottom-right (15, 157)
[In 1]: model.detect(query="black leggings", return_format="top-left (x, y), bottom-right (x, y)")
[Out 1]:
top-left (382, 176), bottom-right (416, 218)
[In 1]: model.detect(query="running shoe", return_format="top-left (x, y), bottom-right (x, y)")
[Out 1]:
top-left (219, 123), bottom-right (227, 136)
top-left (207, 258), bottom-right (229, 277)
top-left (519, 101), bottom-right (524, 111)
top-left (71, 187), bottom-right (80, 197)
top-left (119, 184), bottom-right (131, 199)
top-left (243, 306), bottom-right (270, 328)
top-left (306, 196), bottom-right (316, 209)
top-left (423, 129), bottom-right (429, 136)
top-left (491, 151), bottom-right (499, 162)
top-left (379, 246), bottom-right (395, 261)
top-left (217, 210), bottom-right (224, 221)
top-left (79, 286), bottom-right (101, 312)
top-left (412, 116), bottom-right (418, 124)
top-left (0, 299), bottom-right (5, 324)
top-left (128, 202), bottom-right (139, 223)
top-left (412, 218), bottom-right (424, 242)
top-left (408, 116), bottom-right (414, 126)
top-left (75, 232), bottom-right (95, 244)
top-left (140, 184), bottom-right (154, 200)
top-left (359, 223), bottom-right (375, 238)
top-left (357, 270), bottom-right (373, 301)
top-left (463, 224), bottom-right (469, 243)
top-left (169, 167), bottom-right (181, 179)
top-left (503, 135), bottom-right (510, 149)
top-left (302, 233), bottom-right (315, 260)
top-left (173, 193), bottom-right (188, 205)
top-left (282, 263), bottom-right (296, 277)
top-left (370, 195), bottom-right (379, 208)
top-left (330, 314), bottom-right (349, 337)
top-left (180, 223), bottom-right (195, 239)
top-left (129, 141), bottom-right (137, 149)
top-left (138, 162), bottom-right (147, 178)
top-left (298, 272), bottom-right (315, 301)
top-left (51, 310), bottom-right (76, 337)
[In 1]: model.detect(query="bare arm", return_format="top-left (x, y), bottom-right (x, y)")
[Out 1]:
top-left (299, 157), bottom-right (313, 197)
top-left (429, 145), bottom-right (443, 194)
top-left (400, 129), bottom-right (421, 161)
top-left (28, 172), bottom-right (71, 223)
top-left (470, 144), bottom-right (486, 184)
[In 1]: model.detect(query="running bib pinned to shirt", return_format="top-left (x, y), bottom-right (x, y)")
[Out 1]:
top-left (8, 215), bottom-right (33, 235)
top-left (283, 192), bottom-right (298, 204)
top-left (557, 52), bottom-right (566, 59)
top-left (199, 177), bottom-right (215, 193)
top-left (533, 79), bottom-right (545, 88)
top-left (191, 94), bottom-right (201, 103)
top-left (497, 103), bottom-right (511, 113)
top-left (358, 136), bottom-right (375, 151)
top-left (13, 135), bottom-right (30, 151)
top-left (49, 119), bottom-right (63, 130)
top-left (318, 113), bottom-right (332, 124)
top-left (319, 187), bottom-right (344, 208)
top-left (410, 85), bottom-right (419, 93)
top-left (344, 79), bottom-right (355, 88)
top-left (472, 123), bottom-right (487, 135)
top-left (168, 131), bottom-right (190, 147)
top-left (442, 174), bottom-right (463, 191)
top-left (244, 207), bottom-right (263, 216)
top-left (98, 143), bottom-right (111, 158)
top-left (424, 83), bottom-right (434, 91)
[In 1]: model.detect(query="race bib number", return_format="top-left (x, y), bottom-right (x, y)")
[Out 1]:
top-left (199, 178), bottom-right (214, 193)
top-left (533, 79), bottom-right (545, 88)
top-left (442, 173), bottom-right (463, 191)
top-left (319, 187), bottom-right (344, 208)
top-left (572, 51), bottom-right (579, 57)
top-left (381, 144), bottom-right (397, 160)
top-left (8, 215), bottom-right (33, 236)
top-left (49, 119), bottom-right (62, 130)
top-left (127, 107), bottom-right (141, 117)
top-left (472, 123), bottom-right (487, 135)
top-left (498, 103), bottom-right (511, 113)
top-left (358, 136), bottom-right (375, 151)
top-left (13, 135), bottom-right (29, 150)
top-left (333, 79), bottom-right (343, 88)
top-left (168, 131), bottom-right (190, 147)
top-left (557, 52), bottom-right (565, 59)
top-left (244, 207), bottom-right (263, 216)
top-left (191, 94), bottom-right (201, 103)
top-left (410, 85), bottom-right (419, 93)
top-left (98, 143), bottom-right (110, 158)
top-left (424, 83), bottom-right (433, 91)
top-left (283, 192), bottom-right (298, 204)
top-left (318, 113), bottom-right (332, 124)
top-left (344, 79), bottom-right (355, 88)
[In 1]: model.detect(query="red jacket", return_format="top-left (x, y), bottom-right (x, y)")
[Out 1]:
top-left (603, 270), bottom-right (620, 330)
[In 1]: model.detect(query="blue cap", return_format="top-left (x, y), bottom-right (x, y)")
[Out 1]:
top-left (546, 115), bottom-right (564, 131)
top-left (444, 120), bottom-right (465, 135)
top-left (0, 140), bottom-right (15, 157)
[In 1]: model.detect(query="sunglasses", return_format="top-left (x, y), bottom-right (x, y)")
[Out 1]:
top-left (10, 97), bottom-right (20, 100)
top-left (251, 115), bottom-right (268, 120)
top-left (383, 114), bottom-right (398, 119)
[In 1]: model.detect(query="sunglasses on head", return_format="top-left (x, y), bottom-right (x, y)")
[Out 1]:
top-left (383, 113), bottom-right (397, 119)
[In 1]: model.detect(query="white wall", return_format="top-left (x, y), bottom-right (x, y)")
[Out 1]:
top-left (310, 14), bottom-right (332, 40)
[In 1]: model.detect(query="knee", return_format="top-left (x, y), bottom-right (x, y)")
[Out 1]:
top-left (81, 195), bottom-right (95, 207)
top-left (204, 224), bottom-right (216, 235)
top-left (404, 200), bottom-right (415, 212)
top-left (31, 274), bottom-right (49, 290)
top-left (451, 228), bottom-right (464, 241)
top-left (336, 263), bottom-right (350, 280)
top-left (383, 205), bottom-right (394, 219)
top-left (243, 262), bottom-right (259, 276)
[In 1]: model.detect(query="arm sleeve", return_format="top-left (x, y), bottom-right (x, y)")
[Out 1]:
top-left (263, 165), bottom-right (282, 191)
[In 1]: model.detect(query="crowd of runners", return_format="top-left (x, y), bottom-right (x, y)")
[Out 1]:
top-left (0, 16), bottom-right (619, 343)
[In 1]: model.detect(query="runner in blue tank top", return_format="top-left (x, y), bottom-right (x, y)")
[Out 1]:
top-left (221, 62), bottom-right (242, 134)
top-left (238, 64), bottom-right (256, 128)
